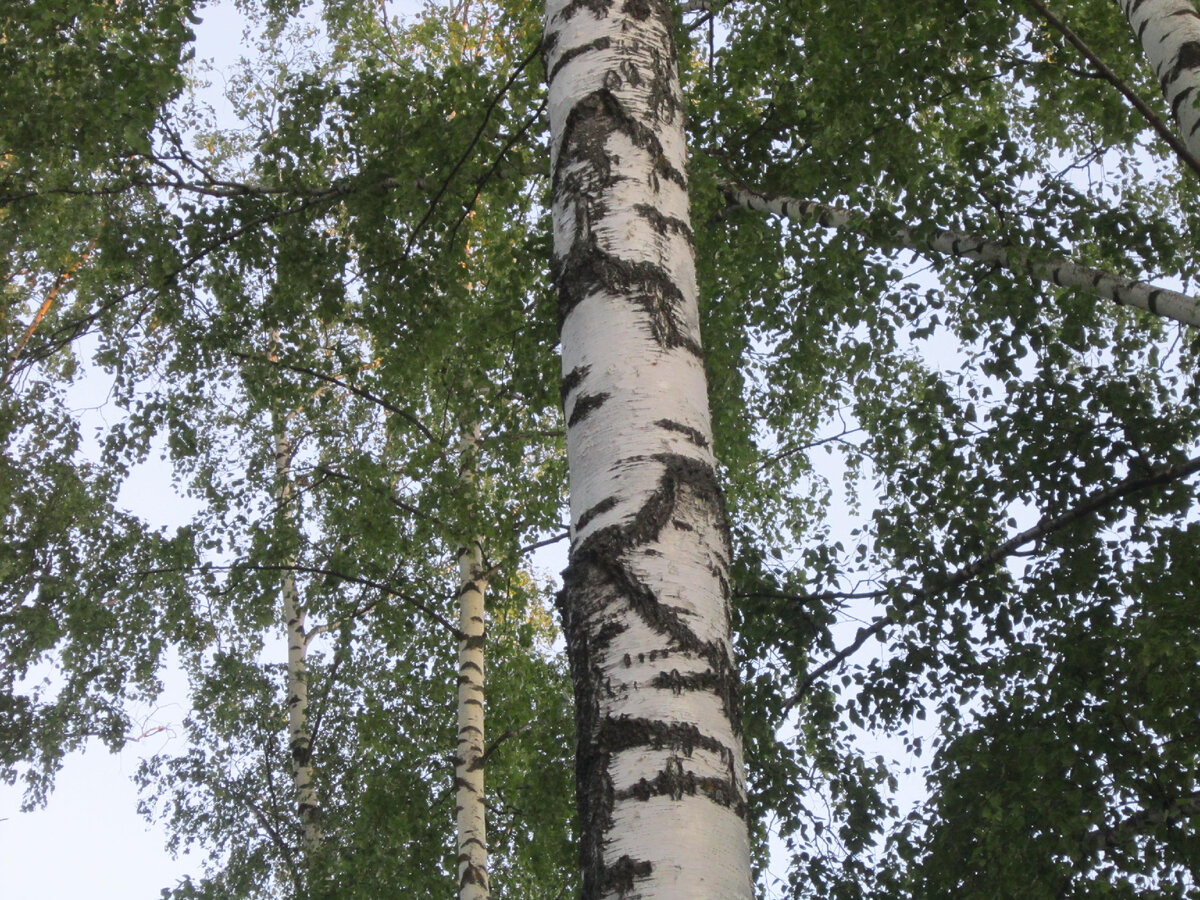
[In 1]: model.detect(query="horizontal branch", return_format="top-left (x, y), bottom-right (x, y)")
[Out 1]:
top-left (787, 451), bottom-right (1200, 708)
top-left (232, 351), bottom-right (441, 445)
top-left (720, 180), bottom-right (1200, 327)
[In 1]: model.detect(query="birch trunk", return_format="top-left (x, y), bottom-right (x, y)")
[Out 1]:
top-left (272, 422), bottom-right (321, 855)
top-left (1118, 0), bottom-right (1200, 158)
top-left (455, 539), bottom-right (490, 900)
top-left (544, 1), bottom-right (754, 897)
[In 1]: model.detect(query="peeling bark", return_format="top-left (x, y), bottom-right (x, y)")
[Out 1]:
top-left (545, 0), bottom-right (754, 896)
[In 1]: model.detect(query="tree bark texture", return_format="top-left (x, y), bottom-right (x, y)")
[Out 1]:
top-left (272, 424), bottom-right (322, 854)
top-left (722, 180), bottom-right (1200, 326)
top-left (455, 541), bottom-right (490, 900)
top-left (544, 1), bottom-right (754, 898)
top-left (1119, 0), bottom-right (1200, 158)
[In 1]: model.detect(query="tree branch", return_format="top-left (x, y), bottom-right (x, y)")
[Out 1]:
top-left (1083, 793), bottom-right (1200, 856)
top-left (787, 451), bottom-right (1200, 707)
top-left (1022, 0), bottom-right (1200, 177)
top-left (136, 562), bottom-right (462, 638)
top-left (232, 351), bottom-right (441, 445)
top-left (720, 178), bottom-right (1200, 327)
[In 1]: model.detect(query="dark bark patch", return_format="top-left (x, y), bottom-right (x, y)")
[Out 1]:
top-left (550, 36), bottom-right (613, 82)
top-left (655, 417), bottom-right (709, 448)
top-left (616, 756), bottom-right (749, 818)
top-left (569, 390), bottom-right (611, 427)
top-left (552, 87), bottom-right (686, 197)
top-left (651, 668), bottom-right (721, 695)
top-left (555, 230), bottom-right (701, 355)
top-left (577, 495), bottom-right (619, 532)
top-left (634, 203), bottom-right (695, 243)
top-left (602, 855), bottom-right (653, 897)
top-left (561, 364), bottom-right (591, 407)
top-left (597, 715), bottom-right (728, 759)
top-left (621, 0), bottom-right (653, 19)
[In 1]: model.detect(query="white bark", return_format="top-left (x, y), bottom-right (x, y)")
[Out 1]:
top-left (1118, 0), bottom-right (1200, 159)
top-left (545, 1), bottom-right (753, 897)
top-left (723, 181), bottom-right (1200, 327)
top-left (272, 424), bottom-right (321, 854)
top-left (455, 540), bottom-right (490, 900)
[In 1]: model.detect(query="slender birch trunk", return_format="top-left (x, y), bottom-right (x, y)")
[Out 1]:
top-left (722, 181), bottom-right (1200, 326)
top-left (545, 1), bottom-right (754, 897)
top-left (455, 539), bottom-right (490, 900)
top-left (272, 419), bottom-right (322, 855)
top-left (1118, 0), bottom-right (1200, 158)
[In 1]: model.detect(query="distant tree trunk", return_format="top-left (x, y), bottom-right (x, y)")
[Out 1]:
top-left (544, 0), bottom-right (755, 896)
top-left (455, 538), bottom-right (490, 900)
top-left (272, 421), bottom-right (322, 855)
top-left (1118, 0), bottom-right (1200, 157)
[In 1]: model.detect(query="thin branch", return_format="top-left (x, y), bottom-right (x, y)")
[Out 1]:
top-left (756, 425), bottom-right (864, 473)
top-left (311, 464), bottom-right (444, 526)
top-left (1022, 0), bottom-right (1200, 177)
top-left (232, 351), bottom-right (441, 445)
top-left (2, 231), bottom-right (102, 388)
top-left (515, 530), bottom-right (570, 557)
top-left (787, 451), bottom-right (1200, 707)
top-left (137, 562), bottom-right (462, 638)
top-left (477, 720), bottom-right (537, 768)
top-left (305, 594), bottom-right (384, 644)
top-left (405, 40), bottom-right (543, 258)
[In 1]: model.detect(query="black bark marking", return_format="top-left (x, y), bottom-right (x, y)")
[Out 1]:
top-left (569, 390), bottom-right (611, 427)
top-left (651, 667), bottom-right (721, 695)
top-left (561, 364), bottom-right (591, 407)
top-left (459, 863), bottom-right (489, 888)
top-left (560, 0), bottom-right (616, 20)
top-left (615, 756), bottom-right (748, 818)
top-left (634, 202), bottom-right (695, 242)
top-left (555, 230), bottom-right (703, 355)
top-left (621, 0), bottom-right (654, 20)
top-left (462, 634), bottom-right (485, 651)
top-left (597, 715), bottom-right (732, 759)
top-left (577, 495), bottom-right (619, 532)
top-left (602, 855), bottom-right (653, 898)
top-left (552, 88), bottom-right (686, 197)
top-left (557, 448), bottom-right (746, 898)
top-left (550, 36), bottom-right (613, 82)
top-left (655, 417), bottom-right (709, 449)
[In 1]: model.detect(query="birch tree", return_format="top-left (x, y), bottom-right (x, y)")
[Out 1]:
top-left (545, 0), bottom-right (753, 895)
